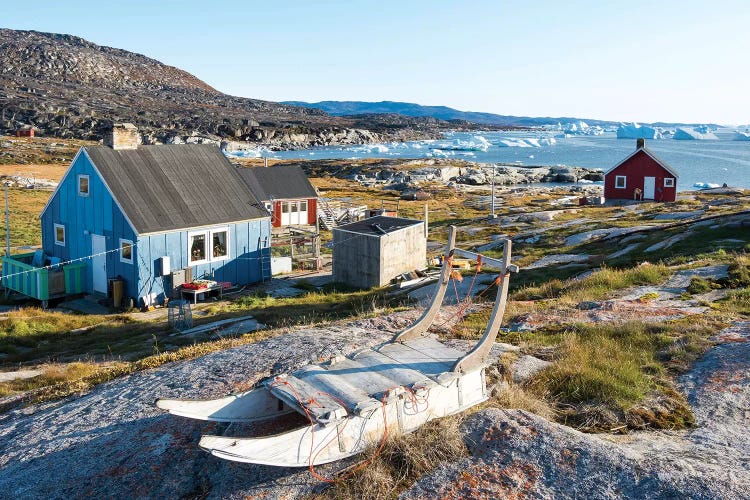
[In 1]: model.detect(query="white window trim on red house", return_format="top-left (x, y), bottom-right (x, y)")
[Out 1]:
top-left (664, 178), bottom-right (675, 187)
top-left (615, 175), bottom-right (627, 189)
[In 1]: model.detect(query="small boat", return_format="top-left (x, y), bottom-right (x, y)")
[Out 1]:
top-left (156, 226), bottom-right (517, 467)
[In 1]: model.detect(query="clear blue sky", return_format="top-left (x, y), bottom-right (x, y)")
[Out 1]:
top-left (3, 0), bottom-right (748, 124)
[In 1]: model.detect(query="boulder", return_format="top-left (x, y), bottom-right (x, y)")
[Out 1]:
top-left (512, 355), bottom-right (552, 383)
top-left (403, 408), bottom-right (745, 499)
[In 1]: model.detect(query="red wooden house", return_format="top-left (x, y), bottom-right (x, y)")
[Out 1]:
top-left (236, 165), bottom-right (318, 229)
top-left (604, 139), bottom-right (678, 202)
top-left (15, 127), bottom-right (35, 137)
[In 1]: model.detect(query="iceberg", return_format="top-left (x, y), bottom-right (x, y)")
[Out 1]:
top-left (539, 137), bottom-right (557, 146)
top-left (693, 182), bottom-right (720, 189)
top-left (733, 130), bottom-right (750, 141)
top-left (224, 148), bottom-right (267, 158)
top-left (558, 121), bottom-right (604, 136)
top-left (346, 144), bottom-right (391, 154)
top-left (616, 122), bottom-right (662, 139)
top-left (673, 127), bottom-right (718, 140)
top-left (430, 135), bottom-right (491, 152)
top-left (496, 137), bottom-right (556, 148)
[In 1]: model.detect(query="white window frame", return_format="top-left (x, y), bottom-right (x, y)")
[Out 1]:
top-left (54, 223), bottom-right (65, 246)
top-left (188, 230), bottom-right (209, 265)
top-left (188, 227), bottom-right (230, 265)
top-left (615, 175), bottom-right (627, 189)
top-left (209, 227), bottom-right (230, 262)
top-left (78, 174), bottom-right (90, 197)
top-left (119, 238), bottom-right (134, 264)
top-left (664, 177), bottom-right (675, 188)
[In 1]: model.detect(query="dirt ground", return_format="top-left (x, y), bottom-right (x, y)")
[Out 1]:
top-left (0, 164), bottom-right (67, 182)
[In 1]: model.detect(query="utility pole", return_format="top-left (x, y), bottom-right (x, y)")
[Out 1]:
top-left (5, 183), bottom-right (10, 256)
top-left (490, 164), bottom-right (498, 219)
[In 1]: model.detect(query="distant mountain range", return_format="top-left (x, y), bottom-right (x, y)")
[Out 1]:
top-left (283, 101), bottom-right (721, 129)
top-left (281, 101), bottom-right (619, 127)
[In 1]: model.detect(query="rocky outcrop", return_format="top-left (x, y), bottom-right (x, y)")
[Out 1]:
top-left (403, 324), bottom-right (750, 498)
top-left (0, 29), bottom-right (448, 147)
top-left (456, 165), bottom-right (604, 185)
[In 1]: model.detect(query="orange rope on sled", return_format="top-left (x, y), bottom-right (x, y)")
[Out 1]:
top-left (440, 254), bottom-right (484, 337)
top-left (270, 377), bottom-right (393, 483)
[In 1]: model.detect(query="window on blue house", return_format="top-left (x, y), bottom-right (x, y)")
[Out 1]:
top-left (211, 229), bottom-right (229, 260)
top-left (54, 224), bottom-right (65, 246)
top-left (189, 232), bottom-right (207, 264)
top-left (120, 239), bottom-right (133, 264)
top-left (188, 228), bottom-right (229, 264)
top-left (78, 175), bottom-right (89, 196)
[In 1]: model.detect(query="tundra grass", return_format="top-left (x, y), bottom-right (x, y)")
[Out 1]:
top-left (0, 328), bottom-right (275, 404)
top-left (0, 188), bottom-right (48, 247)
top-left (512, 263), bottom-right (672, 303)
top-left (0, 287), bottom-right (404, 397)
top-left (525, 319), bottom-right (716, 430)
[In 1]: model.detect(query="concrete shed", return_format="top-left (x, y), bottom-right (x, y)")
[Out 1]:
top-left (332, 216), bottom-right (426, 289)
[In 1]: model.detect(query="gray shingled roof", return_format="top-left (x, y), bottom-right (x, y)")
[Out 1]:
top-left (84, 145), bottom-right (267, 234)
top-left (236, 165), bottom-right (318, 202)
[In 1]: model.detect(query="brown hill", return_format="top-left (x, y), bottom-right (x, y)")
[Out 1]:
top-left (0, 29), bottom-right (447, 147)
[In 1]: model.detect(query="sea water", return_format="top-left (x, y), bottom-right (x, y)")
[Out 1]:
top-left (232, 131), bottom-right (750, 191)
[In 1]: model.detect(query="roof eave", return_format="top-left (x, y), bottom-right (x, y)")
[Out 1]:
top-left (136, 215), bottom-right (272, 237)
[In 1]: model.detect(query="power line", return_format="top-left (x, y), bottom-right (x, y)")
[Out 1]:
top-left (1, 243), bottom-right (136, 281)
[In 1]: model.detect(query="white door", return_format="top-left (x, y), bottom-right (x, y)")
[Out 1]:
top-left (289, 201), bottom-right (298, 225)
top-left (281, 201), bottom-right (290, 226)
top-left (91, 234), bottom-right (107, 294)
top-left (643, 177), bottom-right (656, 199)
top-left (298, 200), bottom-right (308, 225)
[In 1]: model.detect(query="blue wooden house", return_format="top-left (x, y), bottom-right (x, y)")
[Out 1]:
top-left (31, 124), bottom-right (271, 305)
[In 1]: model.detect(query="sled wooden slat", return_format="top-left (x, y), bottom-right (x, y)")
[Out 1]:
top-left (294, 365), bottom-right (383, 414)
top-left (402, 337), bottom-right (466, 364)
top-left (351, 349), bottom-right (438, 389)
top-left (266, 374), bottom-right (346, 422)
top-left (376, 342), bottom-right (455, 381)
top-left (322, 355), bottom-right (431, 399)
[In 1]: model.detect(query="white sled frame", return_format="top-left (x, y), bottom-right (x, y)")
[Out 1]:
top-left (157, 226), bottom-right (516, 466)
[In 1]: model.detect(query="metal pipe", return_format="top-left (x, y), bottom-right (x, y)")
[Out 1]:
top-left (4, 184), bottom-right (9, 256)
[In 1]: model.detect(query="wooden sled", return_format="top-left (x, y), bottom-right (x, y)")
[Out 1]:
top-left (156, 226), bottom-right (517, 467)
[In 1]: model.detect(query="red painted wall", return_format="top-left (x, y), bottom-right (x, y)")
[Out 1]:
top-left (604, 150), bottom-right (677, 202)
top-left (270, 198), bottom-right (317, 227)
top-left (272, 200), bottom-right (282, 227)
top-left (307, 197), bottom-right (317, 225)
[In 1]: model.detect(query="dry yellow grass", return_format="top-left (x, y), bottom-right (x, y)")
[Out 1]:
top-left (0, 164), bottom-right (69, 182)
top-left (321, 415), bottom-right (468, 499)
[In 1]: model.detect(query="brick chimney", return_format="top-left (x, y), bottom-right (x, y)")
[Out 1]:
top-left (636, 138), bottom-right (646, 150)
top-left (104, 123), bottom-right (140, 150)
